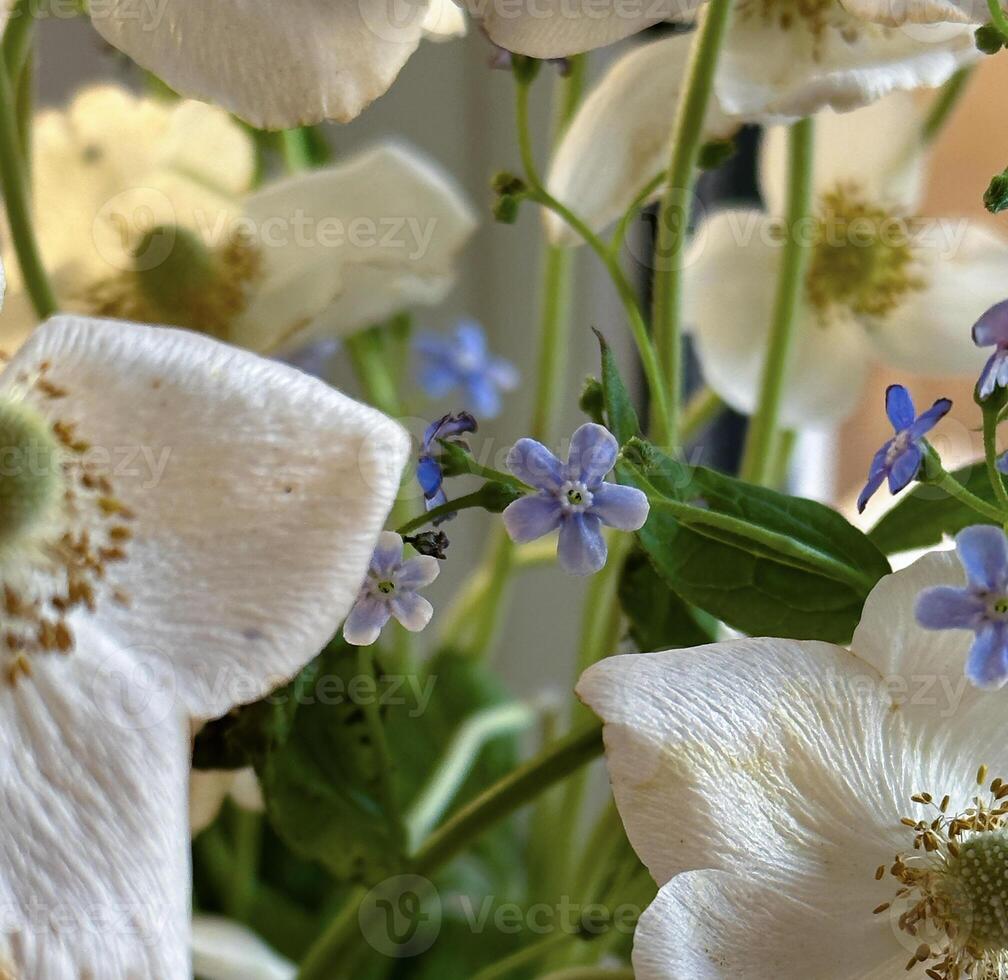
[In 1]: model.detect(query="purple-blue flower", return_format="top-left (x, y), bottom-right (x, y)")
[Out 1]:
top-left (856, 385), bottom-right (952, 513)
top-left (973, 298), bottom-right (1008, 399)
top-left (916, 525), bottom-right (1008, 688)
top-left (414, 321), bottom-right (519, 419)
top-left (416, 411), bottom-right (477, 516)
top-left (343, 532), bottom-right (440, 646)
top-left (502, 423), bottom-right (650, 576)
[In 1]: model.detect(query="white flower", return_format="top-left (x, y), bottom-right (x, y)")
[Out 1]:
top-left (0, 313), bottom-right (409, 977)
top-left (3, 85), bottom-right (477, 355)
top-left (190, 767), bottom-right (264, 835)
top-left (578, 550), bottom-right (1008, 979)
top-left (685, 91), bottom-right (1007, 428)
top-left (192, 917), bottom-right (294, 980)
top-left (85, 0), bottom-right (465, 129)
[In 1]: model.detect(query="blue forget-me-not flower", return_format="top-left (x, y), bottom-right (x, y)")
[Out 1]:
top-left (416, 411), bottom-right (477, 516)
top-left (974, 298), bottom-right (1008, 400)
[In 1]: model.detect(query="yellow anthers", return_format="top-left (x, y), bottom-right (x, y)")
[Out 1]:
top-left (878, 771), bottom-right (1008, 979)
top-left (806, 183), bottom-right (925, 322)
top-left (738, 0), bottom-right (838, 35)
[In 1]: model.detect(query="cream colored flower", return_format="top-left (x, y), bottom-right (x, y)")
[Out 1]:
top-left (192, 917), bottom-right (294, 980)
top-left (4, 85), bottom-right (476, 355)
top-left (0, 313), bottom-right (409, 977)
top-left (189, 768), bottom-right (264, 835)
top-left (578, 551), bottom-right (1008, 979)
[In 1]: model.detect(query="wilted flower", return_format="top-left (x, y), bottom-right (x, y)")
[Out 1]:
top-left (416, 411), bottom-right (478, 514)
top-left (972, 298), bottom-right (1008, 400)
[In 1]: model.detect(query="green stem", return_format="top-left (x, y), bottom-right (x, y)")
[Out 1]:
top-left (651, 0), bottom-right (735, 446)
top-left (609, 172), bottom-right (663, 256)
top-left (976, 416), bottom-right (1008, 521)
top-left (922, 67), bottom-right (973, 145)
top-left (3, 1), bottom-right (33, 167)
top-left (345, 330), bottom-right (401, 418)
top-left (739, 116), bottom-right (815, 485)
top-left (472, 932), bottom-right (578, 980)
top-left (987, 0), bottom-right (1008, 39)
top-left (295, 886), bottom-right (367, 980)
top-left (531, 244), bottom-right (574, 442)
top-left (681, 386), bottom-right (724, 440)
top-left (462, 526), bottom-right (516, 657)
top-left (536, 970), bottom-right (634, 980)
top-left (226, 807), bottom-right (262, 922)
top-left (0, 15), bottom-right (54, 320)
top-left (930, 464), bottom-right (1008, 525)
top-left (396, 490), bottom-right (496, 535)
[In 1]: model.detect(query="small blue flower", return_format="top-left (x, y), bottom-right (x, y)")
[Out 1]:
top-left (916, 525), bottom-right (1008, 688)
top-left (343, 532), bottom-right (440, 646)
top-left (502, 423), bottom-right (650, 576)
top-left (417, 412), bottom-right (477, 516)
top-left (973, 299), bottom-right (1008, 400)
top-left (856, 385), bottom-right (951, 513)
top-left (414, 321), bottom-right (519, 419)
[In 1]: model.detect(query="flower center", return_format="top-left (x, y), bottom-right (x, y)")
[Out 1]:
top-left (876, 767), bottom-right (1008, 978)
top-left (991, 598), bottom-right (1008, 619)
top-left (560, 481), bottom-right (593, 513)
top-left (805, 184), bottom-right (924, 323)
top-left (377, 579), bottom-right (396, 595)
top-left (886, 430), bottom-right (913, 465)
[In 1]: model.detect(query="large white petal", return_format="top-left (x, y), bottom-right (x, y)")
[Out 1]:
top-left (0, 621), bottom-right (190, 979)
top-left (714, 8), bottom-right (979, 122)
top-left (759, 92), bottom-right (926, 218)
top-left (685, 210), bottom-right (870, 427)
top-left (423, 0), bottom-right (467, 39)
top-left (839, 0), bottom-right (983, 27)
top-left (545, 35), bottom-right (739, 244)
top-left (89, 0), bottom-right (430, 129)
top-left (236, 143), bottom-right (477, 351)
top-left (463, 0), bottom-right (697, 57)
top-left (192, 917), bottom-right (295, 980)
top-left (869, 220), bottom-right (1008, 377)
top-left (2, 316), bottom-right (410, 721)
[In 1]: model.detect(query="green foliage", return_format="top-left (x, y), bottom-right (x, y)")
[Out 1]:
top-left (579, 376), bottom-right (605, 426)
top-left (976, 23), bottom-right (1005, 54)
top-left (698, 137), bottom-right (737, 170)
top-left (492, 172), bottom-right (530, 224)
top-left (619, 438), bottom-right (891, 643)
top-left (593, 329), bottom-right (640, 445)
top-left (984, 167), bottom-right (1008, 214)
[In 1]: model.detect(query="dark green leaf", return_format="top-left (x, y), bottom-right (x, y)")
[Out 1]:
top-left (593, 329), bottom-right (640, 445)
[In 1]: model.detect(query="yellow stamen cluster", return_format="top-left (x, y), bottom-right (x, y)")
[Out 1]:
top-left (875, 766), bottom-right (1008, 979)
top-left (806, 182), bottom-right (925, 323)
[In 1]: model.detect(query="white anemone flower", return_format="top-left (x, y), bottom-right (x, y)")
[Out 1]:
top-left (578, 550), bottom-right (1008, 979)
top-left (0, 312), bottom-right (409, 977)
top-left (192, 917), bottom-right (294, 980)
top-left (685, 91), bottom-right (1007, 428)
top-left (77, 0), bottom-right (465, 128)
top-left (3, 85), bottom-right (476, 355)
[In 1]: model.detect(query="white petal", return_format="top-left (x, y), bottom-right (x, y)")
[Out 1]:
top-left (423, 0), bottom-right (467, 39)
top-left (192, 917), bottom-right (295, 980)
top-left (545, 35), bottom-right (739, 244)
top-left (633, 870), bottom-right (906, 979)
top-left (576, 639), bottom-right (918, 893)
top-left (189, 769), bottom-right (234, 835)
top-left (759, 92), bottom-right (926, 218)
top-left (0, 623), bottom-right (190, 979)
top-left (235, 143), bottom-right (477, 351)
top-left (463, 0), bottom-right (697, 57)
top-left (2, 316), bottom-right (410, 721)
top-left (685, 211), bottom-right (870, 427)
top-left (870, 220), bottom-right (1008, 377)
top-left (839, 0), bottom-right (981, 27)
top-left (229, 766), bottom-right (265, 812)
top-left (89, 0), bottom-right (429, 128)
top-left (714, 9), bottom-right (979, 122)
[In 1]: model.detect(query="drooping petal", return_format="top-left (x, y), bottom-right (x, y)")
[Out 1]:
top-left (870, 222), bottom-right (1008, 378)
top-left (463, 0), bottom-right (697, 59)
top-left (588, 482), bottom-right (650, 531)
top-left (956, 524), bottom-right (1008, 593)
top-left (856, 446), bottom-right (890, 514)
top-left (343, 596), bottom-right (392, 647)
top-left (90, 0), bottom-right (431, 128)
top-left (884, 384), bottom-right (915, 431)
top-left (915, 586), bottom-right (987, 631)
top-left (502, 494), bottom-right (564, 543)
top-left (395, 555), bottom-right (441, 590)
top-left (389, 591), bottom-right (435, 633)
top-left (978, 350), bottom-right (1008, 401)
top-left (3, 315), bottom-right (409, 720)
top-left (416, 455), bottom-right (445, 503)
top-left (886, 443), bottom-right (923, 494)
top-left (192, 916), bottom-right (295, 980)
top-left (235, 144), bottom-right (477, 352)
top-left (966, 623), bottom-right (1008, 688)
top-left (371, 531), bottom-right (406, 578)
top-left (908, 398), bottom-right (952, 440)
top-left (686, 211), bottom-right (870, 427)
top-left (545, 35), bottom-right (738, 244)
top-left (972, 297), bottom-right (1008, 348)
top-left (557, 512), bottom-right (607, 575)
top-left (506, 438), bottom-right (565, 492)
top-left (567, 423), bottom-right (619, 487)
top-left (760, 92), bottom-right (926, 218)
top-left (713, 7), bottom-right (978, 123)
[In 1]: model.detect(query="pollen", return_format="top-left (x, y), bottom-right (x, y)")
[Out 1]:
top-left (736, 0), bottom-right (851, 40)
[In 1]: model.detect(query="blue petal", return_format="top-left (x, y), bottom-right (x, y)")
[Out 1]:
top-left (488, 357), bottom-right (520, 392)
top-left (389, 592), bottom-right (434, 633)
top-left (501, 494), bottom-right (563, 543)
top-left (396, 555), bottom-right (440, 590)
top-left (417, 363), bottom-right (460, 398)
top-left (567, 423), bottom-right (618, 487)
top-left (506, 438), bottom-right (565, 491)
top-left (370, 531), bottom-right (404, 577)
top-left (454, 320), bottom-right (488, 361)
top-left (966, 624), bottom-right (1008, 689)
top-left (886, 444), bottom-right (923, 495)
top-left (857, 444), bottom-right (891, 513)
top-left (422, 412), bottom-right (477, 451)
top-left (416, 456), bottom-right (444, 500)
top-left (915, 586), bottom-right (987, 630)
top-left (589, 482), bottom-right (650, 531)
top-left (343, 596), bottom-right (391, 646)
top-left (413, 332), bottom-right (452, 358)
top-left (972, 298), bottom-right (1008, 348)
top-left (978, 349), bottom-right (1008, 400)
top-left (885, 385), bottom-right (915, 431)
top-left (956, 525), bottom-right (1008, 592)
top-left (998, 452), bottom-right (1008, 475)
top-left (907, 398), bottom-right (952, 440)
top-left (557, 513), bottom-right (607, 576)
top-left (465, 376), bottom-right (503, 419)
top-left (424, 488), bottom-right (448, 512)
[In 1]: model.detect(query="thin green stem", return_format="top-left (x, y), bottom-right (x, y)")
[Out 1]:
top-left (609, 173), bottom-right (663, 256)
top-left (922, 67), bottom-right (973, 146)
top-left (472, 932), bottom-right (577, 980)
top-left (531, 243), bottom-right (574, 442)
top-left (396, 490), bottom-right (496, 535)
top-left (225, 806), bottom-right (262, 922)
top-left (651, 0), bottom-right (735, 445)
top-left (978, 414), bottom-right (1008, 522)
top-left (681, 386), bottom-right (724, 440)
top-left (295, 886), bottom-right (367, 980)
top-left (987, 0), bottom-right (1008, 39)
top-left (929, 463), bottom-right (1008, 525)
top-left (345, 330), bottom-right (401, 418)
top-left (739, 116), bottom-right (815, 484)
top-left (0, 17), bottom-right (54, 319)
top-left (463, 525), bottom-right (517, 657)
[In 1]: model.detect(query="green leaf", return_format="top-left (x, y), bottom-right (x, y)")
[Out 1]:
top-left (869, 460), bottom-right (994, 554)
top-left (620, 439), bottom-right (891, 643)
top-left (618, 549), bottom-right (716, 652)
top-left (593, 328), bottom-right (640, 445)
